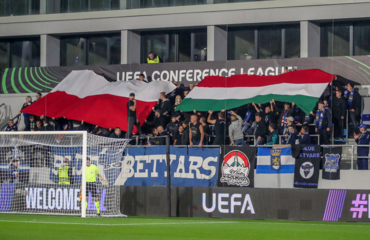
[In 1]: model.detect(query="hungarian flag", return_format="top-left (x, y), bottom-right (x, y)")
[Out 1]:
top-left (176, 69), bottom-right (334, 114)
top-left (21, 70), bottom-right (176, 132)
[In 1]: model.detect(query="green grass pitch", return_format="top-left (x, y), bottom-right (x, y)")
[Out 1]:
top-left (0, 214), bottom-right (369, 240)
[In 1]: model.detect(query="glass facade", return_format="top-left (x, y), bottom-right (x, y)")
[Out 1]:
top-left (60, 35), bottom-right (120, 66)
top-left (354, 22), bottom-right (370, 56)
top-left (228, 25), bottom-right (300, 60)
top-left (141, 29), bottom-right (207, 63)
top-left (320, 23), bottom-right (350, 57)
top-left (0, 39), bottom-right (40, 68)
top-left (0, 0), bottom-right (262, 16)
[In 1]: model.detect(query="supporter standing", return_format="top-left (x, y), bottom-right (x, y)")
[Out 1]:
top-left (110, 127), bottom-right (122, 138)
top-left (315, 101), bottom-right (332, 145)
top-left (181, 120), bottom-right (190, 145)
top-left (332, 89), bottom-right (346, 139)
top-left (174, 125), bottom-right (184, 145)
top-left (20, 96), bottom-right (32, 130)
top-left (266, 123), bottom-right (278, 145)
top-left (189, 115), bottom-right (204, 147)
top-left (166, 116), bottom-right (180, 143)
top-left (276, 101), bottom-right (294, 134)
top-left (345, 83), bottom-right (362, 131)
top-left (285, 125), bottom-right (298, 145)
top-left (229, 111), bottom-right (244, 146)
top-left (126, 93), bottom-right (143, 138)
top-left (298, 126), bottom-right (311, 144)
top-left (354, 124), bottom-right (370, 170)
top-left (200, 117), bottom-right (210, 145)
top-left (207, 110), bottom-right (227, 145)
top-left (254, 113), bottom-right (267, 145)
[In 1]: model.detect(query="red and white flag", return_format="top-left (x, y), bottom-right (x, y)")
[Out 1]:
top-left (22, 70), bottom-right (176, 132)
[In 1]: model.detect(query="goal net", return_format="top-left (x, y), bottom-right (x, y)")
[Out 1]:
top-left (0, 131), bottom-right (130, 217)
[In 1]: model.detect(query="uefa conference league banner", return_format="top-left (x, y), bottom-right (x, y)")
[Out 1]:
top-left (2, 56), bottom-right (370, 94)
top-left (322, 147), bottom-right (342, 180)
top-left (292, 145), bottom-right (321, 188)
top-left (217, 146), bottom-right (256, 188)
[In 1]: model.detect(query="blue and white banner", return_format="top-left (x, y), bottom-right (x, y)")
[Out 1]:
top-left (119, 147), bottom-right (220, 187)
top-left (256, 147), bottom-right (295, 174)
top-left (49, 146), bottom-right (220, 187)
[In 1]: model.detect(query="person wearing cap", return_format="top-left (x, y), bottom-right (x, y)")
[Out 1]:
top-left (8, 159), bottom-right (19, 183)
top-left (315, 101), bottom-right (332, 144)
top-left (84, 157), bottom-right (107, 216)
top-left (345, 83), bottom-right (362, 130)
top-left (332, 88), bottom-right (347, 139)
top-left (126, 93), bottom-right (143, 138)
top-left (58, 158), bottom-right (73, 185)
top-left (354, 124), bottom-right (370, 170)
top-left (282, 116), bottom-right (296, 138)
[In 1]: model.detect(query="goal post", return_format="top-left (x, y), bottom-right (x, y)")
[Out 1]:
top-left (0, 131), bottom-right (130, 217)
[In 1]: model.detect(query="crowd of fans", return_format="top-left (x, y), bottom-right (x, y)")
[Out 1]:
top-left (5, 60), bottom-right (366, 147)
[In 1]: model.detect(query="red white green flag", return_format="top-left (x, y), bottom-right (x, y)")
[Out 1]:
top-left (176, 69), bottom-right (334, 114)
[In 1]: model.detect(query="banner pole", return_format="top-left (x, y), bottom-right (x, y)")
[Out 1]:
top-left (166, 135), bottom-right (171, 217)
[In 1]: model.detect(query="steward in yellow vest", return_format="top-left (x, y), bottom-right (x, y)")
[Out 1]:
top-left (147, 52), bottom-right (161, 64)
top-left (58, 158), bottom-right (73, 184)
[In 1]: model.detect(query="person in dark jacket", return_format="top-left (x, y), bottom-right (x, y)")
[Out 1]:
top-left (126, 93), bottom-right (143, 138)
top-left (166, 116), bottom-right (180, 144)
top-left (266, 123), bottom-right (279, 145)
top-left (345, 83), bottom-right (362, 130)
top-left (110, 128), bottom-right (122, 138)
top-left (354, 124), bottom-right (370, 170)
top-left (285, 125), bottom-right (298, 145)
top-left (254, 113), bottom-right (267, 145)
top-left (298, 126), bottom-right (311, 144)
top-left (181, 120), bottom-right (190, 145)
top-left (5, 120), bottom-right (18, 131)
top-left (332, 89), bottom-right (347, 139)
top-left (315, 101), bottom-right (332, 145)
top-left (146, 110), bottom-right (167, 129)
top-left (8, 159), bottom-right (19, 183)
top-left (174, 125), bottom-right (184, 145)
top-left (207, 111), bottom-right (227, 145)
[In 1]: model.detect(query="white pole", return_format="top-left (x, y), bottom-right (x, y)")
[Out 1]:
top-left (81, 131), bottom-right (87, 218)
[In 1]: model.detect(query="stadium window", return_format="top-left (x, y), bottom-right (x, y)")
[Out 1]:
top-left (258, 27), bottom-right (282, 59)
top-left (353, 22), bottom-right (370, 56)
top-left (0, 0), bottom-right (11, 16)
top-left (227, 25), bottom-right (300, 60)
top-left (60, 0), bottom-right (88, 13)
top-left (10, 39), bottom-right (40, 68)
top-left (0, 41), bottom-right (9, 69)
top-left (227, 28), bottom-right (256, 60)
top-left (61, 35), bottom-right (121, 66)
top-left (60, 37), bottom-right (87, 66)
top-left (141, 29), bottom-right (207, 63)
top-left (284, 26), bottom-right (300, 58)
top-left (88, 36), bottom-right (121, 65)
top-left (320, 23), bottom-right (350, 57)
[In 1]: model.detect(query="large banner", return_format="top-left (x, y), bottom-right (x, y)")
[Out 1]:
top-left (120, 186), bottom-right (370, 222)
top-left (322, 147), bottom-right (342, 180)
top-left (1, 56), bottom-right (370, 94)
top-left (293, 145), bottom-right (321, 188)
top-left (0, 183), bottom-right (120, 214)
top-left (119, 146), bottom-right (220, 187)
top-left (217, 146), bottom-right (256, 188)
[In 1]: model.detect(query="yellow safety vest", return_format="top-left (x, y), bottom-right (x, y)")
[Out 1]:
top-left (58, 165), bottom-right (70, 184)
top-left (147, 55), bottom-right (160, 64)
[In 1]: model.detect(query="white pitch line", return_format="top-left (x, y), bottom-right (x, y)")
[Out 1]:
top-left (0, 220), bottom-right (369, 228)
top-left (0, 220), bottom-right (237, 226)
